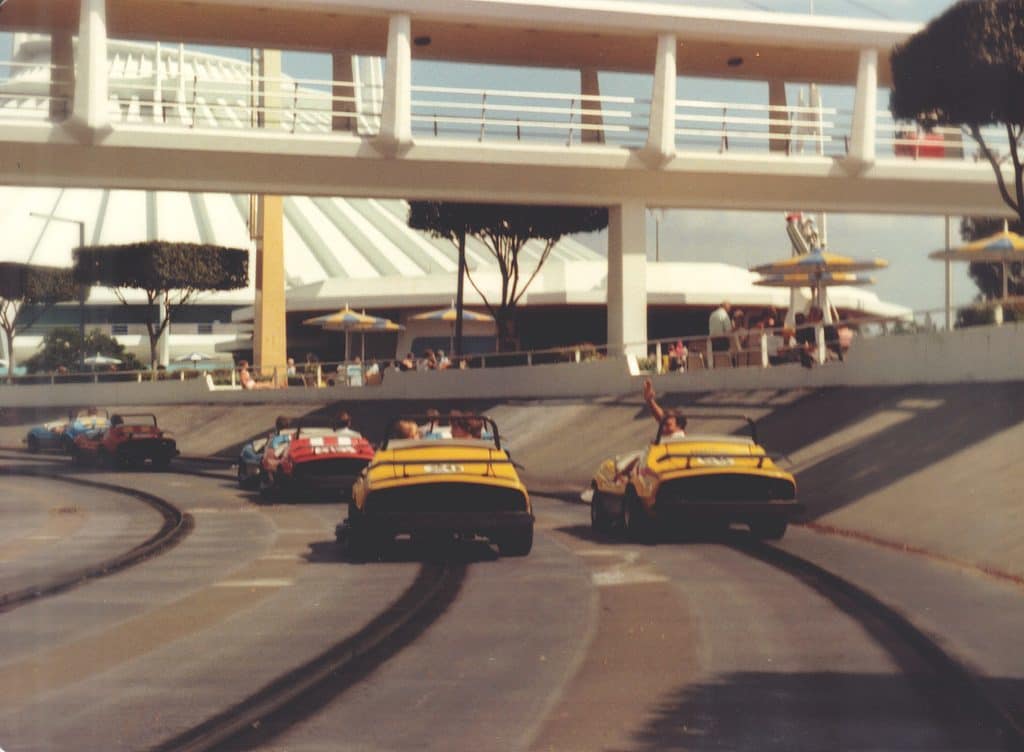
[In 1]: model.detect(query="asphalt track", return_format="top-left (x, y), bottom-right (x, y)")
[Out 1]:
top-left (1, 384), bottom-right (1022, 750)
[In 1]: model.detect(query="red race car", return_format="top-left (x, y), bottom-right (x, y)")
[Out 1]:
top-left (260, 419), bottom-right (374, 501)
top-left (72, 413), bottom-right (178, 470)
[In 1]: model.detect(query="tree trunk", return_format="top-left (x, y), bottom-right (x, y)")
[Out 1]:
top-left (455, 228), bottom-right (466, 358)
top-left (4, 327), bottom-right (14, 384)
top-left (495, 308), bottom-right (517, 353)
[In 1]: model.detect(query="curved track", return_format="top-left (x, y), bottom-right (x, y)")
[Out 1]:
top-left (0, 466), bottom-right (193, 612)
top-left (3, 385), bottom-right (1024, 751)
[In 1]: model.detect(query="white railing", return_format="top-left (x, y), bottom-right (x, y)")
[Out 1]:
top-left (0, 61), bottom-right (73, 120)
top-left (410, 84), bottom-right (649, 146)
top-left (674, 99), bottom-right (851, 157)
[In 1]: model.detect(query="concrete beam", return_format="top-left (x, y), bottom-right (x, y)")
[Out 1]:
top-left (0, 132), bottom-right (1012, 218)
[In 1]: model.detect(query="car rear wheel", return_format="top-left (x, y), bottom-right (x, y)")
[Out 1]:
top-left (498, 526), bottom-right (533, 557)
top-left (27, 435), bottom-right (40, 454)
top-left (590, 486), bottom-right (610, 534)
top-left (151, 456), bottom-right (171, 471)
top-left (97, 448), bottom-right (111, 469)
top-left (751, 519), bottom-right (787, 541)
top-left (623, 493), bottom-right (650, 541)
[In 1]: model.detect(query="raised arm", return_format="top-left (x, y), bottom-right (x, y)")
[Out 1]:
top-left (643, 378), bottom-right (665, 424)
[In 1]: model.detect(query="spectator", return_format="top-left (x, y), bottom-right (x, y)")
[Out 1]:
top-left (436, 350), bottom-right (451, 370)
top-left (793, 312), bottom-right (817, 368)
top-left (365, 359), bottom-right (381, 384)
top-left (708, 301), bottom-right (732, 354)
top-left (239, 360), bottom-right (280, 390)
top-left (730, 309), bottom-right (747, 365)
top-left (399, 352), bottom-right (416, 371)
top-left (286, 357), bottom-right (296, 376)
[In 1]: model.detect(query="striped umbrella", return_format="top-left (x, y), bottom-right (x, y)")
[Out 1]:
top-left (751, 247), bottom-right (889, 276)
top-left (752, 248), bottom-right (887, 324)
top-left (303, 306), bottom-right (402, 361)
top-left (409, 304), bottom-right (495, 355)
top-left (929, 224), bottom-right (1024, 302)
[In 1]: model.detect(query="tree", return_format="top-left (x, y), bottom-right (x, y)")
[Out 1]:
top-left (24, 327), bottom-right (144, 374)
top-left (0, 262), bottom-right (77, 381)
top-left (408, 202), bottom-right (608, 351)
top-left (891, 0), bottom-right (1024, 225)
top-left (74, 242), bottom-right (248, 369)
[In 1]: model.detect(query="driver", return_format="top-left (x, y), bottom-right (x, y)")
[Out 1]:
top-left (642, 378), bottom-right (686, 439)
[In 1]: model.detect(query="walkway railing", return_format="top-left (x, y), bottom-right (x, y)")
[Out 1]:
top-left (1, 43), bottom-right (1013, 161)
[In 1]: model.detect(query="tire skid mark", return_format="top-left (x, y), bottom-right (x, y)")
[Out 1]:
top-left (0, 465), bottom-right (193, 614)
top-left (149, 562), bottom-right (466, 752)
top-left (739, 539), bottom-right (1024, 751)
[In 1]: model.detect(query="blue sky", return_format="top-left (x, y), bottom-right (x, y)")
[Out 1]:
top-left (2, 0), bottom-right (983, 314)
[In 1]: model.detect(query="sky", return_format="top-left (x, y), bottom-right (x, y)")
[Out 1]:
top-left (0, 0), bottom-right (985, 316)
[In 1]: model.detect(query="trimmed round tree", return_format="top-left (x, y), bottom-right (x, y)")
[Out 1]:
top-left (73, 242), bottom-right (248, 369)
top-left (0, 262), bottom-right (77, 380)
top-left (409, 202), bottom-right (608, 352)
top-left (891, 0), bottom-right (1024, 224)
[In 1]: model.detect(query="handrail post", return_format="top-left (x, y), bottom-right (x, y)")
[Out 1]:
top-left (317, 363), bottom-right (323, 387)
top-left (706, 338), bottom-right (714, 370)
top-left (815, 324), bottom-right (826, 364)
top-left (655, 341), bottom-right (662, 373)
top-left (760, 331), bottom-right (769, 368)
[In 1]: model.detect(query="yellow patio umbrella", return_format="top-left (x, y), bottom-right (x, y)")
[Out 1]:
top-left (409, 303), bottom-right (495, 355)
top-left (929, 223), bottom-right (1024, 304)
top-left (751, 248), bottom-right (888, 324)
top-left (751, 247), bottom-right (889, 275)
top-left (303, 305), bottom-right (403, 361)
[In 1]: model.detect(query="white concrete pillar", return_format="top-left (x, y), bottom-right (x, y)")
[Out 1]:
top-left (332, 53), bottom-right (356, 133)
top-left (643, 34), bottom-right (677, 165)
top-left (375, 14), bottom-right (412, 154)
top-left (847, 48), bottom-right (878, 166)
top-left (152, 41), bottom-right (163, 123)
top-left (768, 79), bottom-right (789, 154)
top-left (607, 201), bottom-right (648, 357)
top-left (50, 30), bottom-right (74, 121)
top-left (71, 0), bottom-right (110, 133)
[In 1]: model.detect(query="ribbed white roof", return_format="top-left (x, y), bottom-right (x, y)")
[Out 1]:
top-left (0, 37), bottom-right (601, 305)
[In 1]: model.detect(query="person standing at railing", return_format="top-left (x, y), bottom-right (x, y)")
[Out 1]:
top-left (708, 301), bottom-right (732, 357)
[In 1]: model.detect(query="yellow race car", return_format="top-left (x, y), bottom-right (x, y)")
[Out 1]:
top-left (341, 414), bottom-right (534, 558)
top-left (589, 414), bottom-right (799, 540)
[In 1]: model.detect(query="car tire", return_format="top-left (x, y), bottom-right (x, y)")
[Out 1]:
top-left (97, 448), bottom-right (111, 469)
top-left (590, 486), bottom-right (610, 533)
top-left (151, 456), bottom-right (171, 471)
top-left (71, 446), bottom-right (84, 466)
top-left (752, 519), bottom-right (787, 541)
top-left (498, 526), bottom-right (534, 557)
top-left (623, 493), bottom-right (649, 541)
top-left (27, 435), bottom-right (40, 454)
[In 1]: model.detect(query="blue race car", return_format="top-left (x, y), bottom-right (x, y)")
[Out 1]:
top-left (26, 408), bottom-right (109, 454)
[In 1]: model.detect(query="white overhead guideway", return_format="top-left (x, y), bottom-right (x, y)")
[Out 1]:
top-left (0, 0), bottom-right (1014, 356)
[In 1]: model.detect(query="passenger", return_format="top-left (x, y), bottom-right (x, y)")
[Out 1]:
top-left (419, 408), bottom-right (452, 439)
top-left (268, 416), bottom-right (294, 454)
top-left (794, 311), bottom-right (817, 368)
top-left (389, 418), bottom-right (420, 440)
top-left (642, 378), bottom-right (687, 439)
top-left (333, 410), bottom-right (363, 438)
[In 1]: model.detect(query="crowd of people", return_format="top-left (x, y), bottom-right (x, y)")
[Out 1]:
top-left (700, 301), bottom-right (848, 371)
